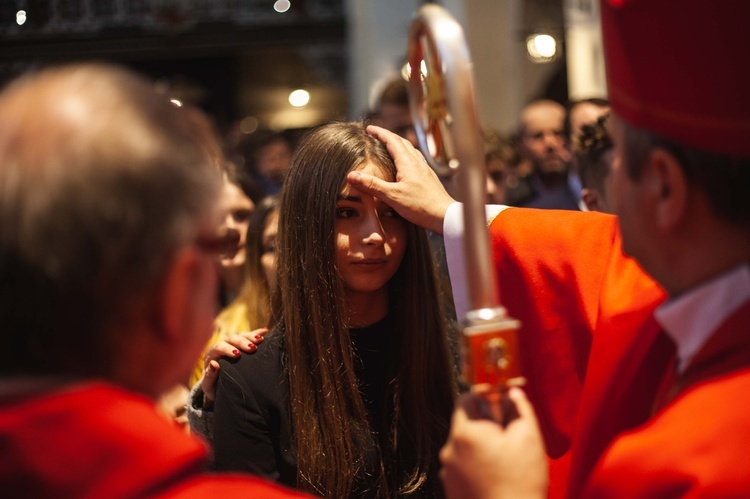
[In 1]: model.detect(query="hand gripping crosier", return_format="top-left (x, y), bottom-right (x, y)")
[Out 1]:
top-left (407, 4), bottom-right (525, 424)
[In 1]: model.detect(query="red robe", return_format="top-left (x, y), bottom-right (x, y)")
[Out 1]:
top-left (0, 382), bottom-right (310, 498)
top-left (485, 208), bottom-right (749, 497)
top-left (583, 301), bottom-right (750, 498)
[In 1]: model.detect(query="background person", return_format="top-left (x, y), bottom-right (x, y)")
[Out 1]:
top-left (190, 195), bottom-right (280, 389)
top-left (216, 162), bottom-right (258, 304)
top-left (576, 114), bottom-right (613, 212)
top-left (506, 99), bottom-right (579, 210)
top-left (565, 98), bottom-right (610, 152)
top-left (371, 77), bottom-right (419, 148)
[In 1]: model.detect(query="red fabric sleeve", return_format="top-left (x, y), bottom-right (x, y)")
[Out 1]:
top-left (488, 208), bottom-right (618, 458)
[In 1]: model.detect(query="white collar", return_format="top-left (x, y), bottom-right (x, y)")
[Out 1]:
top-left (655, 264), bottom-right (750, 373)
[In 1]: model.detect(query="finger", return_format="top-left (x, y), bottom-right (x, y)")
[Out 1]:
top-left (455, 392), bottom-right (490, 421)
top-left (366, 125), bottom-right (420, 161)
top-left (507, 387), bottom-right (539, 425)
top-left (366, 124), bottom-right (402, 144)
top-left (347, 170), bottom-right (398, 202)
top-left (204, 342), bottom-right (243, 363)
top-left (205, 360), bottom-right (220, 379)
top-left (200, 360), bottom-right (220, 402)
top-left (236, 327), bottom-right (268, 344)
top-left (366, 124), bottom-right (417, 151)
top-left (249, 326), bottom-right (269, 340)
top-left (225, 334), bottom-right (259, 352)
top-left (451, 394), bottom-right (475, 426)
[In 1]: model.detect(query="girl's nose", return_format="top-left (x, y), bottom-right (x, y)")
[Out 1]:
top-left (362, 212), bottom-right (386, 245)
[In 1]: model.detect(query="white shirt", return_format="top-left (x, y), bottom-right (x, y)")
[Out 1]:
top-left (655, 264), bottom-right (750, 373)
top-left (442, 202), bottom-right (508, 321)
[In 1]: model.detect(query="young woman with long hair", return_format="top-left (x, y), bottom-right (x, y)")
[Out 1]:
top-left (210, 122), bottom-right (458, 498)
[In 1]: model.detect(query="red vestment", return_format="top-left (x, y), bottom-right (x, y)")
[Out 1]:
top-left (486, 208), bottom-right (750, 498)
top-left (584, 301), bottom-right (750, 498)
top-left (0, 382), bottom-right (309, 498)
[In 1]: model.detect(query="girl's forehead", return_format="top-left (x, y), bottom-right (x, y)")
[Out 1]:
top-left (339, 160), bottom-right (393, 197)
top-left (354, 160), bottom-right (391, 178)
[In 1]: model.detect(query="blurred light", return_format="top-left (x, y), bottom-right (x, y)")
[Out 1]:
top-left (240, 116), bottom-right (259, 134)
top-left (401, 60), bottom-right (428, 81)
top-left (288, 89), bottom-right (310, 108)
top-left (169, 98), bottom-right (183, 107)
top-left (16, 10), bottom-right (27, 26)
top-left (274, 0), bottom-right (291, 13)
top-left (527, 34), bottom-right (557, 63)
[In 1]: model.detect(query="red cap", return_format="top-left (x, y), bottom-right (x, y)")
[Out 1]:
top-left (600, 0), bottom-right (750, 157)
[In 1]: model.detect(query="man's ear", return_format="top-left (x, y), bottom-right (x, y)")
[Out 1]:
top-left (582, 188), bottom-right (604, 212)
top-left (156, 247), bottom-right (207, 344)
top-left (645, 147), bottom-right (688, 231)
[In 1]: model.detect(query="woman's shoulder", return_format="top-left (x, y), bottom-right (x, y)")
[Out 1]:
top-left (218, 328), bottom-right (286, 394)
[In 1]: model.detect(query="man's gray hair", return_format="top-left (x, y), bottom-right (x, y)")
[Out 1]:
top-left (0, 63), bottom-right (221, 376)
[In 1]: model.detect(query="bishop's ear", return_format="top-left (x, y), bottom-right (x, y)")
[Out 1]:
top-left (582, 188), bottom-right (605, 213)
top-left (645, 147), bottom-right (688, 231)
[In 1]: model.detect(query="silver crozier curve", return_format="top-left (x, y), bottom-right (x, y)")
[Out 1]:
top-left (407, 3), bottom-right (500, 321)
top-left (406, 4), bottom-right (524, 422)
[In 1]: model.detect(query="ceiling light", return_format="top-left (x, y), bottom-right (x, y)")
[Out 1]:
top-left (16, 10), bottom-right (27, 26)
top-left (527, 33), bottom-right (557, 63)
top-left (274, 0), bottom-right (291, 13)
top-left (288, 89), bottom-right (310, 108)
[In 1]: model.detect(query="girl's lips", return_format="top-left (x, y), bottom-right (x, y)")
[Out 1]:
top-left (351, 259), bottom-right (389, 271)
top-left (353, 258), bottom-right (387, 265)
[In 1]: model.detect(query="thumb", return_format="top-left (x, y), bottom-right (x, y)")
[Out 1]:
top-left (201, 360), bottom-right (221, 402)
top-left (347, 170), bottom-right (397, 202)
top-left (507, 387), bottom-right (539, 425)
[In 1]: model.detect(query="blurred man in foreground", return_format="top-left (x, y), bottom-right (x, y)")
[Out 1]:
top-left (0, 63), bottom-right (307, 498)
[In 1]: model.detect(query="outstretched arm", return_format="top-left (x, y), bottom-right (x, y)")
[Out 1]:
top-left (347, 125), bottom-right (455, 235)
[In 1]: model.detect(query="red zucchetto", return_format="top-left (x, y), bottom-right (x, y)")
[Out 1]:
top-left (600, 0), bottom-right (750, 157)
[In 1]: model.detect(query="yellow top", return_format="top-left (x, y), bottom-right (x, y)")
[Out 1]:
top-left (190, 299), bottom-right (251, 387)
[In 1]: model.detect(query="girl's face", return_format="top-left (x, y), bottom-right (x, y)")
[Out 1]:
top-left (261, 209), bottom-right (279, 292)
top-left (218, 178), bottom-right (254, 270)
top-left (335, 161), bottom-right (407, 300)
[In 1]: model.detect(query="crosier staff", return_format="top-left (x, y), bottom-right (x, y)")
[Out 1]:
top-left (407, 4), bottom-right (524, 424)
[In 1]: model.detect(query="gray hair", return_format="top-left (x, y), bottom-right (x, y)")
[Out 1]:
top-left (0, 63), bottom-right (221, 376)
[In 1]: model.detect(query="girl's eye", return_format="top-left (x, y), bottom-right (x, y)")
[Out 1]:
top-left (381, 207), bottom-right (401, 219)
top-left (336, 207), bottom-right (357, 219)
top-left (233, 210), bottom-right (251, 223)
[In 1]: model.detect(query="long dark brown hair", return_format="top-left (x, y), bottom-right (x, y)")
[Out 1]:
top-left (276, 122), bottom-right (457, 497)
top-left (236, 195), bottom-right (279, 328)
